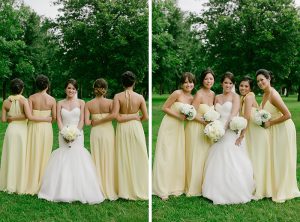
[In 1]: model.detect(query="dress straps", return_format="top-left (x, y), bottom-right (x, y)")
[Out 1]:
top-left (124, 90), bottom-right (132, 112)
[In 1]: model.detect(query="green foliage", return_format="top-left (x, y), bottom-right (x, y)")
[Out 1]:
top-left (153, 0), bottom-right (300, 96)
top-left (0, 0), bottom-right (148, 100)
top-left (152, 0), bottom-right (207, 94)
top-left (201, 0), bottom-right (300, 90)
top-left (53, 0), bottom-right (148, 98)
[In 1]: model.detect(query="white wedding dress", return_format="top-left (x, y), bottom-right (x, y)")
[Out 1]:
top-left (202, 101), bottom-right (254, 204)
top-left (38, 108), bottom-right (105, 204)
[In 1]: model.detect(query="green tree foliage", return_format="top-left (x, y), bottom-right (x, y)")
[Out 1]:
top-left (0, 0), bottom-right (148, 100)
top-left (152, 0), bottom-right (206, 94)
top-left (198, 0), bottom-right (300, 94)
top-left (53, 0), bottom-right (148, 98)
top-left (153, 0), bottom-right (300, 98)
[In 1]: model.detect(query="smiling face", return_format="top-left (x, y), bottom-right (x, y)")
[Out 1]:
top-left (222, 77), bottom-right (233, 93)
top-left (203, 73), bottom-right (214, 89)
top-left (239, 80), bottom-right (251, 96)
top-left (65, 83), bottom-right (77, 98)
top-left (182, 77), bottom-right (194, 93)
top-left (256, 74), bottom-right (270, 90)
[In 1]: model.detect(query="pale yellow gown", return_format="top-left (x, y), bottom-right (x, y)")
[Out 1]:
top-left (241, 93), bottom-right (272, 199)
top-left (185, 104), bottom-right (213, 196)
top-left (25, 110), bottom-right (53, 194)
top-left (90, 113), bottom-right (118, 200)
top-left (153, 102), bottom-right (185, 198)
top-left (263, 100), bottom-right (300, 202)
top-left (116, 115), bottom-right (148, 200)
top-left (0, 95), bottom-right (28, 193)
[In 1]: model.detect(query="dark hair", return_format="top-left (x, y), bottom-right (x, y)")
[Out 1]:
top-left (199, 68), bottom-right (215, 86)
top-left (256, 69), bottom-right (272, 80)
top-left (64, 79), bottom-right (78, 90)
top-left (180, 72), bottom-right (196, 85)
top-left (93, 78), bottom-right (108, 96)
top-left (36, 74), bottom-right (49, 91)
top-left (122, 71), bottom-right (136, 87)
top-left (240, 76), bottom-right (254, 90)
top-left (221, 71), bottom-right (235, 84)
top-left (10, 78), bottom-right (24, 95)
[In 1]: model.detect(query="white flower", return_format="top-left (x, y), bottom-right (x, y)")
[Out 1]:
top-left (60, 125), bottom-right (81, 147)
top-left (204, 120), bottom-right (225, 142)
top-left (180, 104), bottom-right (197, 120)
top-left (253, 109), bottom-right (271, 126)
top-left (229, 116), bottom-right (247, 133)
top-left (203, 110), bottom-right (220, 122)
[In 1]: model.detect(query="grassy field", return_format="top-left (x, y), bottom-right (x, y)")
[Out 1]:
top-left (152, 94), bottom-right (300, 222)
top-left (0, 100), bottom-right (149, 222)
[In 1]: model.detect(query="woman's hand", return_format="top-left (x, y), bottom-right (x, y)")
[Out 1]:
top-left (235, 135), bottom-right (244, 146)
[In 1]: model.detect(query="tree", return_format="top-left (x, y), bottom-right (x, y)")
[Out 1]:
top-left (53, 0), bottom-right (148, 98)
top-left (199, 0), bottom-right (300, 94)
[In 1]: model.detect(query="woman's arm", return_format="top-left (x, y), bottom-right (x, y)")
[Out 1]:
top-left (225, 93), bottom-right (240, 129)
top-left (162, 90), bottom-right (185, 120)
top-left (192, 92), bottom-right (207, 125)
top-left (139, 95), bottom-right (148, 121)
top-left (235, 95), bottom-right (254, 146)
top-left (1, 101), bottom-right (8, 122)
top-left (77, 100), bottom-right (85, 130)
top-left (56, 101), bottom-right (63, 131)
top-left (91, 101), bottom-right (116, 126)
top-left (7, 114), bottom-right (26, 122)
top-left (264, 90), bottom-right (291, 128)
top-left (23, 99), bottom-right (52, 122)
top-left (51, 98), bottom-right (57, 123)
top-left (84, 102), bottom-right (92, 126)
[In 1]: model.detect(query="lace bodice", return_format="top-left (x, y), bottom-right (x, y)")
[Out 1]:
top-left (59, 107), bottom-right (83, 148)
top-left (215, 101), bottom-right (232, 125)
top-left (61, 107), bottom-right (80, 126)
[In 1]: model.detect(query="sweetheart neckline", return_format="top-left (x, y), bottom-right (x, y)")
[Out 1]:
top-left (216, 101), bottom-right (232, 106)
top-left (61, 107), bottom-right (80, 112)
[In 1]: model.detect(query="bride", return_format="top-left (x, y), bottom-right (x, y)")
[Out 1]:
top-left (202, 72), bottom-right (254, 204)
top-left (38, 79), bottom-right (104, 204)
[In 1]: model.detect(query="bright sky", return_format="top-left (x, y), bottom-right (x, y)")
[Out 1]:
top-left (22, 0), bottom-right (300, 18)
top-left (177, 0), bottom-right (300, 13)
top-left (23, 0), bottom-right (60, 19)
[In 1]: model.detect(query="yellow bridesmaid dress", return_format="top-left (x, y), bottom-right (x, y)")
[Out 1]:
top-left (0, 95), bottom-right (28, 193)
top-left (116, 115), bottom-right (148, 200)
top-left (264, 100), bottom-right (300, 202)
top-left (25, 110), bottom-right (53, 194)
top-left (90, 113), bottom-right (118, 200)
top-left (153, 102), bottom-right (185, 198)
top-left (185, 104), bottom-right (213, 196)
top-left (241, 94), bottom-right (272, 199)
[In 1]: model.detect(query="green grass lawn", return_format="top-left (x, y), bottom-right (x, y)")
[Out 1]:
top-left (0, 100), bottom-right (149, 222)
top-left (152, 94), bottom-right (300, 222)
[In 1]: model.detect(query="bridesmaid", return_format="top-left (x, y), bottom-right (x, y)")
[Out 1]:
top-left (25, 75), bottom-right (57, 194)
top-left (237, 76), bottom-right (272, 199)
top-left (113, 71), bottom-right (149, 200)
top-left (256, 69), bottom-right (300, 202)
top-left (85, 78), bottom-right (118, 200)
top-left (153, 72), bottom-right (195, 200)
top-left (0, 78), bottom-right (51, 194)
top-left (185, 69), bottom-right (215, 197)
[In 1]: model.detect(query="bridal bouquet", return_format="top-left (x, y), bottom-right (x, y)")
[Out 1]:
top-left (254, 109), bottom-right (271, 127)
top-left (229, 116), bottom-right (247, 134)
top-left (204, 120), bottom-right (225, 142)
top-left (180, 104), bottom-right (196, 120)
top-left (60, 125), bottom-right (81, 147)
top-left (203, 110), bottom-right (220, 122)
